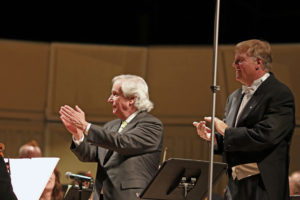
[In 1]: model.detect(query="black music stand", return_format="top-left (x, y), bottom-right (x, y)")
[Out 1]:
top-left (64, 185), bottom-right (93, 200)
top-left (139, 158), bottom-right (227, 200)
top-left (290, 195), bottom-right (300, 200)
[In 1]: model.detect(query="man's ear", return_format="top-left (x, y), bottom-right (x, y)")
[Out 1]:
top-left (255, 58), bottom-right (263, 70)
top-left (256, 58), bottom-right (263, 66)
top-left (129, 96), bottom-right (136, 106)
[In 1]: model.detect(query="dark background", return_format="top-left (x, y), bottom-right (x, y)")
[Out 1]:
top-left (1, 1), bottom-right (300, 45)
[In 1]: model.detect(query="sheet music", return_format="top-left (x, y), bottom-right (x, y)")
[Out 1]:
top-left (4, 157), bottom-right (59, 200)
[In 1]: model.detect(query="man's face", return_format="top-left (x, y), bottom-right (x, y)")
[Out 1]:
top-left (107, 81), bottom-right (134, 120)
top-left (232, 52), bottom-right (260, 86)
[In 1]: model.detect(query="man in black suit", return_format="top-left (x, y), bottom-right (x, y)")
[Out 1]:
top-left (59, 74), bottom-right (164, 200)
top-left (193, 39), bottom-right (295, 200)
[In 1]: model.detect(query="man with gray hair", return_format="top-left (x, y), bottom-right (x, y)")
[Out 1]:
top-left (59, 74), bottom-right (164, 200)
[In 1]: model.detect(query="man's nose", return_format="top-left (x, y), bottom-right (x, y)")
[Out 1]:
top-left (108, 95), bottom-right (113, 103)
top-left (233, 62), bottom-right (241, 70)
top-left (232, 61), bottom-right (237, 68)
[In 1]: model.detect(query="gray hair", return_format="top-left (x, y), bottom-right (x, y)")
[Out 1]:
top-left (112, 74), bottom-right (154, 112)
top-left (236, 39), bottom-right (272, 72)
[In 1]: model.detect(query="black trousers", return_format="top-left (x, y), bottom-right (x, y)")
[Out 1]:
top-left (224, 174), bottom-right (269, 200)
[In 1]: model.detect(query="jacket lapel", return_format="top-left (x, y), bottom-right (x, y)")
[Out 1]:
top-left (102, 120), bottom-right (122, 165)
top-left (226, 90), bottom-right (244, 127)
top-left (118, 111), bottom-right (146, 134)
top-left (236, 92), bottom-right (264, 126)
top-left (236, 74), bottom-right (273, 126)
top-left (103, 149), bottom-right (114, 165)
top-left (103, 112), bottom-right (147, 166)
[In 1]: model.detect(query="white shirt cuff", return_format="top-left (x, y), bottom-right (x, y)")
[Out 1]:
top-left (85, 123), bottom-right (91, 135)
top-left (73, 135), bottom-right (84, 146)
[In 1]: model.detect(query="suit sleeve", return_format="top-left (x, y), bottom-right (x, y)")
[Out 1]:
top-left (214, 95), bottom-right (233, 154)
top-left (70, 138), bottom-right (99, 162)
top-left (86, 115), bottom-right (164, 156)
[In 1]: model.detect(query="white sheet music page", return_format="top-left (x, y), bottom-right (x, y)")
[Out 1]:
top-left (4, 157), bottom-right (60, 200)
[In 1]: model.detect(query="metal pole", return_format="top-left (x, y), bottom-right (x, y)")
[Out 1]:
top-left (208, 0), bottom-right (221, 200)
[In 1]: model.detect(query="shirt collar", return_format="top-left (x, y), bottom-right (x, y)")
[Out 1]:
top-left (242, 73), bottom-right (270, 94)
top-left (124, 111), bottom-right (139, 124)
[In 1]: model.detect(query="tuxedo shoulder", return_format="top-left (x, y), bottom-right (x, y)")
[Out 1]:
top-left (266, 76), bottom-right (294, 97)
top-left (274, 78), bottom-right (293, 93)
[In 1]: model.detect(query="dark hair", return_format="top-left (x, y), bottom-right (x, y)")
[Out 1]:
top-left (52, 168), bottom-right (63, 200)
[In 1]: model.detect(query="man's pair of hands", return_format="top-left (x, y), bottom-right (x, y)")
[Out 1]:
top-left (193, 117), bottom-right (227, 141)
top-left (59, 105), bottom-right (88, 140)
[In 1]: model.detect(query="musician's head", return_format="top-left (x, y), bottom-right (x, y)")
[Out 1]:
top-left (233, 39), bottom-right (272, 86)
top-left (108, 74), bottom-right (154, 120)
top-left (18, 140), bottom-right (42, 158)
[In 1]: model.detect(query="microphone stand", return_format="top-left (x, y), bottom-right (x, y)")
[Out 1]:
top-left (75, 179), bottom-right (94, 200)
top-left (72, 179), bottom-right (83, 200)
top-left (68, 179), bottom-right (93, 200)
top-left (208, 0), bottom-right (221, 200)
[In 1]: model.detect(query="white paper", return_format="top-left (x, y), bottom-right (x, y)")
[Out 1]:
top-left (4, 157), bottom-right (60, 200)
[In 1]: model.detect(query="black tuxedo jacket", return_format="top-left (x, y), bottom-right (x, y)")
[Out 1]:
top-left (71, 111), bottom-right (164, 200)
top-left (215, 74), bottom-right (295, 200)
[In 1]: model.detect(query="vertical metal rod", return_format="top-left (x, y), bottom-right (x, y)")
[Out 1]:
top-left (208, 0), bottom-right (221, 200)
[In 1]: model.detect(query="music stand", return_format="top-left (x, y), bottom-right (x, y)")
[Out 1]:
top-left (290, 195), bottom-right (300, 200)
top-left (139, 158), bottom-right (227, 200)
top-left (64, 185), bottom-right (93, 200)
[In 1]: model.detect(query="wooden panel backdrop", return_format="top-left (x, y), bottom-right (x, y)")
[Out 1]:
top-left (0, 40), bottom-right (299, 195)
